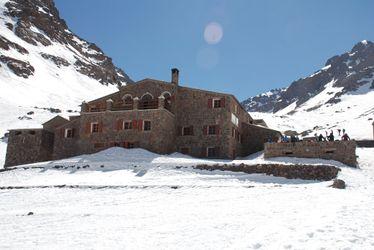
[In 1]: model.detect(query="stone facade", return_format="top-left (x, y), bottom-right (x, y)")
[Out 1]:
top-left (4, 69), bottom-right (281, 167)
top-left (264, 140), bottom-right (357, 167)
top-left (5, 129), bottom-right (54, 167)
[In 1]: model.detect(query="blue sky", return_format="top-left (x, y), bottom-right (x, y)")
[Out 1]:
top-left (55, 0), bottom-right (374, 100)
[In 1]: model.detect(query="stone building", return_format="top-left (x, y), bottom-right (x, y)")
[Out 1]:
top-left (5, 69), bottom-right (281, 167)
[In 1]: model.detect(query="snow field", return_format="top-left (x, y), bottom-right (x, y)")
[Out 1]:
top-left (0, 148), bottom-right (373, 249)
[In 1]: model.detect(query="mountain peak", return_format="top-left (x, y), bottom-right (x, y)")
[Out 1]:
top-left (0, 0), bottom-right (132, 86)
top-left (242, 40), bottom-right (374, 114)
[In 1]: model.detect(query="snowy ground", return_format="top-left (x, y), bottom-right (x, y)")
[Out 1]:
top-left (0, 147), bottom-right (373, 249)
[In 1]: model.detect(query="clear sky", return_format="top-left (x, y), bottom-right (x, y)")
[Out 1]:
top-left (55, 0), bottom-right (374, 100)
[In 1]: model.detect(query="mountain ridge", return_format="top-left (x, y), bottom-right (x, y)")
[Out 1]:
top-left (242, 40), bottom-right (374, 114)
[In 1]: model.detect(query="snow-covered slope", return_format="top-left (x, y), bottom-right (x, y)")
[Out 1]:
top-left (0, 0), bottom-right (132, 167)
top-left (0, 147), bottom-right (373, 249)
top-left (243, 40), bottom-right (374, 139)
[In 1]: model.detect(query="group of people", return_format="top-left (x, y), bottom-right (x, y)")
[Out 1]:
top-left (315, 128), bottom-right (351, 142)
top-left (274, 128), bottom-right (352, 144)
top-left (279, 134), bottom-right (300, 143)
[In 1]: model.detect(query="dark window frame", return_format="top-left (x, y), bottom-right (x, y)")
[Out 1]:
top-left (208, 125), bottom-right (217, 135)
top-left (123, 121), bottom-right (132, 130)
top-left (143, 120), bottom-right (151, 131)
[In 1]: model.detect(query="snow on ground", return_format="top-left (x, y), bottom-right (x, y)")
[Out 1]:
top-left (0, 147), bottom-right (373, 249)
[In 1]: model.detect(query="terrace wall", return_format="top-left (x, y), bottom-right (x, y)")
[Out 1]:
top-left (264, 140), bottom-right (357, 167)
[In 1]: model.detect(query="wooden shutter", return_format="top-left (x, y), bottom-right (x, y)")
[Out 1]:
top-left (221, 97), bottom-right (225, 108)
top-left (116, 119), bottom-right (123, 131)
top-left (98, 121), bottom-right (103, 133)
top-left (208, 98), bottom-right (213, 108)
top-left (177, 126), bottom-right (182, 136)
top-left (216, 125), bottom-right (220, 135)
top-left (132, 120), bottom-right (137, 129)
top-left (203, 125), bottom-right (207, 135)
top-left (190, 125), bottom-right (194, 135)
top-left (85, 123), bottom-right (91, 134)
top-left (71, 128), bottom-right (75, 138)
top-left (60, 128), bottom-right (65, 138)
top-left (138, 119), bottom-right (143, 131)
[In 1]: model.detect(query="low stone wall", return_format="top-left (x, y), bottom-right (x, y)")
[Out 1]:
top-left (356, 140), bottom-right (374, 148)
top-left (194, 163), bottom-right (340, 181)
top-left (264, 140), bottom-right (357, 167)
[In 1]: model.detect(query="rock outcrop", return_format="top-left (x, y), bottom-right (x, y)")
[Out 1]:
top-left (242, 40), bottom-right (374, 113)
top-left (0, 0), bottom-right (132, 86)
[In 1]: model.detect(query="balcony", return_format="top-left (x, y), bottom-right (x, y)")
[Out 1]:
top-left (85, 98), bottom-right (172, 113)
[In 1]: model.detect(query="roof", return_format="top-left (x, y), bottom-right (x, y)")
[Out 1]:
top-left (42, 115), bottom-right (69, 126)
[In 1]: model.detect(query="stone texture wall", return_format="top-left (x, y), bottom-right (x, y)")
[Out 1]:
top-left (264, 140), bottom-right (357, 167)
top-left (5, 129), bottom-right (54, 167)
top-left (175, 86), bottom-right (231, 158)
top-left (194, 163), bottom-right (340, 181)
top-left (241, 124), bottom-right (281, 157)
top-left (53, 108), bottom-right (176, 160)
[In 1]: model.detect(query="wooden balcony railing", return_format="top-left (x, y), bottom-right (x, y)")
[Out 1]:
top-left (138, 100), bottom-right (158, 110)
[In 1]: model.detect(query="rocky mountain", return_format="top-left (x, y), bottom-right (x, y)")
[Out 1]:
top-left (0, 0), bottom-right (132, 86)
top-left (0, 0), bottom-right (133, 167)
top-left (243, 40), bottom-right (374, 140)
top-left (242, 40), bottom-right (374, 113)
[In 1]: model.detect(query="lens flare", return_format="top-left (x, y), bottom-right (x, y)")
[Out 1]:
top-left (204, 22), bottom-right (223, 45)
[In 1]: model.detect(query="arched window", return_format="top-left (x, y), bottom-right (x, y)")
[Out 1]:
top-left (162, 91), bottom-right (172, 110)
top-left (141, 93), bottom-right (153, 101)
top-left (122, 94), bottom-right (133, 110)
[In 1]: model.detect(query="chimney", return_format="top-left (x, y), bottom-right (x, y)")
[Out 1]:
top-left (171, 68), bottom-right (179, 85)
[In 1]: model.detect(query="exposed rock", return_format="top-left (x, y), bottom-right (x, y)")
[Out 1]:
top-left (27, 111), bottom-right (34, 115)
top-left (331, 179), bottom-right (346, 189)
top-left (0, 55), bottom-right (34, 78)
top-left (242, 40), bottom-right (374, 113)
top-left (27, 212), bottom-right (34, 216)
top-left (2, 0), bottom-right (133, 85)
top-left (0, 35), bottom-right (29, 54)
top-left (40, 53), bottom-right (70, 67)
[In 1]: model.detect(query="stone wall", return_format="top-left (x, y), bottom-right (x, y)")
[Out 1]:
top-left (356, 140), bottom-right (374, 148)
top-left (53, 108), bottom-right (176, 160)
top-left (194, 163), bottom-right (340, 181)
top-left (264, 140), bottom-right (357, 167)
top-left (241, 124), bottom-right (282, 157)
top-left (175, 86), bottom-right (231, 158)
top-left (5, 129), bottom-right (54, 167)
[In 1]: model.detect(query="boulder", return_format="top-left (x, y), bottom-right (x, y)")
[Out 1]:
top-left (331, 179), bottom-right (346, 189)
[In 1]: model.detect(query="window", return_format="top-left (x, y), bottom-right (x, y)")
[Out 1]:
top-left (207, 147), bottom-right (218, 158)
top-left (213, 98), bottom-right (222, 108)
top-left (180, 147), bottom-right (190, 155)
top-left (182, 126), bottom-right (193, 136)
top-left (28, 130), bottom-right (36, 135)
top-left (208, 125), bottom-right (217, 135)
top-left (231, 113), bottom-right (239, 127)
top-left (143, 121), bottom-right (151, 131)
top-left (65, 128), bottom-right (74, 138)
top-left (124, 121), bottom-right (132, 130)
top-left (234, 105), bottom-right (238, 114)
top-left (91, 122), bottom-right (99, 133)
top-left (15, 131), bottom-right (22, 135)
